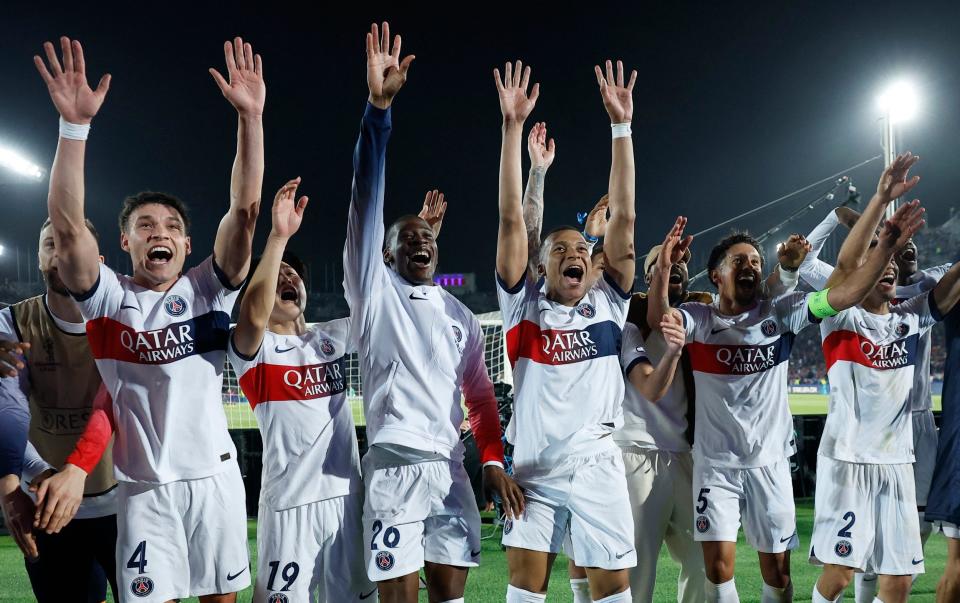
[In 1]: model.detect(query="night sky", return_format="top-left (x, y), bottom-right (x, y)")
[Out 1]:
top-left (3, 3), bottom-right (960, 291)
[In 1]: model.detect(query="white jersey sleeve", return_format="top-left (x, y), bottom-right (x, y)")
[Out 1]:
top-left (620, 321), bottom-right (651, 376)
top-left (896, 263), bottom-right (953, 300)
top-left (896, 289), bottom-right (942, 332)
top-left (70, 262), bottom-right (124, 321)
top-left (799, 209), bottom-right (841, 289)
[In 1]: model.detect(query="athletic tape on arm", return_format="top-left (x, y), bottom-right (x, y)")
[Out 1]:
top-left (808, 288), bottom-right (838, 319)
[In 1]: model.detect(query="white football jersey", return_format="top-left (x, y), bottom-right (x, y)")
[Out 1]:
top-left (498, 271), bottom-right (630, 471)
top-left (615, 322), bottom-right (691, 452)
top-left (679, 292), bottom-right (816, 468)
top-left (228, 319), bottom-right (362, 510)
top-left (819, 293), bottom-right (941, 463)
top-left (74, 257), bottom-right (238, 484)
top-left (897, 264), bottom-right (950, 412)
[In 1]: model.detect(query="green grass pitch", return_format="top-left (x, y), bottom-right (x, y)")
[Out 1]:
top-left (0, 501), bottom-right (951, 602)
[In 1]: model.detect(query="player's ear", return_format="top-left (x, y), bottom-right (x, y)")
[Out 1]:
top-left (98, 255), bottom-right (105, 264)
top-left (184, 236), bottom-right (192, 256)
top-left (120, 231), bottom-right (130, 252)
top-left (709, 268), bottom-right (719, 288)
top-left (382, 248), bottom-right (393, 266)
top-left (536, 262), bottom-right (546, 278)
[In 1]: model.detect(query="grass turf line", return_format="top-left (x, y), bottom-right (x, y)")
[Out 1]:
top-left (0, 501), bottom-right (950, 602)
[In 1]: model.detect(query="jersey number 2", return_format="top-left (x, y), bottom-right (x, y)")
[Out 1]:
top-left (837, 511), bottom-right (856, 538)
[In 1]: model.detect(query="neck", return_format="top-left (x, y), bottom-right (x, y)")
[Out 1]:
top-left (545, 288), bottom-right (582, 307)
top-left (132, 273), bottom-right (180, 292)
top-left (860, 296), bottom-right (891, 315)
top-left (897, 269), bottom-right (916, 286)
top-left (45, 290), bottom-right (83, 323)
top-left (268, 316), bottom-right (306, 336)
top-left (718, 294), bottom-right (757, 316)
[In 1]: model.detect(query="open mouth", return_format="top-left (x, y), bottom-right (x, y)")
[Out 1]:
top-left (278, 284), bottom-right (299, 303)
top-left (562, 265), bottom-right (585, 285)
top-left (879, 274), bottom-right (896, 287)
top-left (410, 250), bottom-right (432, 269)
top-left (900, 249), bottom-right (917, 262)
top-left (669, 273), bottom-right (683, 285)
top-left (146, 246), bottom-right (173, 266)
top-left (735, 272), bottom-right (757, 287)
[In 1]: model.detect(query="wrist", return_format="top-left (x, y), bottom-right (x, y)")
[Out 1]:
top-left (237, 112), bottom-right (263, 122)
top-left (63, 463), bottom-right (87, 477)
top-left (530, 165), bottom-right (548, 174)
top-left (502, 119), bottom-right (525, 131)
top-left (267, 232), bottom-right (291, 244)
top-left (611, 122), bottom-right (632, 139)
top-left (368, 94), bottom-right (392, 110)
top-left (0, 474), bottom-right (20, 495)
top-left (59, 117), bottom-right (91, 141)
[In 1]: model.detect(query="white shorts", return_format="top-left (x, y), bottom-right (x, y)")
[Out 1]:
top-left (692, 458), bottom-right (798, 553)
top-left (362, 456), bottom-right (480, 581)
top-left (503, 445), bottom-right (636, 570)
top-left (935, 521), bottom-right (960, 539)
top-left (117, 463), bottom-right (250, 602)
top-left (256, 493), bottom-right (376, 602)
top-left (913, 410), bottom-right (938, 508)
top-left (809, 457), bottom-right (924, 575)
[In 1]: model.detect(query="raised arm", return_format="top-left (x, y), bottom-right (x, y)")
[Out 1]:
top-left (417, 189), bottom-right (448, 237)
top-left (827, 154), bottom-right (919, 286)
top-left (826, 201), bottom-right (925, 311)
top-left (764, 234), bottom-right (812, 296)
top-left (343, 22), bottom-right (413, 301)
top-left (495, 61), bottom-right (540, 288)
top-left (594, 60), bottom-right (637, 291)
top-left (647, 217), bottom-right (692, 332)
top-left (628, 314), bottom-right (685, 402)
top-left (932, 262), bottom-right (960, 315)
top-left (233, 179), bottom-right (309, 357)
top-left (34, 37), bottom-right (110, 295)
top-left (523, 122), bottom-right (555, 275)
top-left (209, 38), bottom-right (266, 287)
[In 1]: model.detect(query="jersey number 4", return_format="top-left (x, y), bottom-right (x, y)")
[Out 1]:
top-left (127, 541), bottom-right (148, 574)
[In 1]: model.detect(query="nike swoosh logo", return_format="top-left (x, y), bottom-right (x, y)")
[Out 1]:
top-left (861, 575), bottom-right (877, 582)
top-left (912, 558), bottom-right (924, 565)
top-left (359, 588), bottom-right (378, 600)
top-left (274, 346), bottom-right (295, 353)
top-left (226, 567), bottom-right (247, 581)
top-left (120, 305), bottom-right (138, 311)
top-left (780, 532), bottom-right (797, 543)
top-left (409, 292), bottom-right (429, 300)
top-left (615, 549), bottom-right (634, 559)
top-left (470, 549), bottom-right (481, 557)
top-left (710, 327), bottom-right (729, 334)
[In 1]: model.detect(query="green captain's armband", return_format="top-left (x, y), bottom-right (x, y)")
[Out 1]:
top-left (808, 288), bottom-right (838, 319)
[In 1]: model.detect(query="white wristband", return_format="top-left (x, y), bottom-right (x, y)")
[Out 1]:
top-left (611, 122), bottom-right (632, 139)
top-left (778, 264), bottom-right (800, 288)
top-left (59, 117), bottom-right (90, 141)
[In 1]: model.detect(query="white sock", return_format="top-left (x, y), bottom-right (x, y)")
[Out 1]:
top-left (872, 598), bottom-right (883, 603)
top-left (854, 572), bottom-right (878, 603)
top-left (761, 580), bottom-right (793, 602)
top-left (439, 599), bottom-right (464, 603)
top-left (811, 583), bottom-right (839, 603)
top-left (506, 584), bottom-right (547, 602)
top-left (569, 578), bottom-right (591, 603)
top-left (706, 578), bottom-right (740, 602)
top-left (593, 588), bottom-right (632, 602)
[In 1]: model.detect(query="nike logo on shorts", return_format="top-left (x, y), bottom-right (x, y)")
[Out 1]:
top-left (274, 345), bottom-right (295, 353)
top-left (912, 558), bottom-right (924, 565)
top-left (470, 549), bottom-right (482, 557)
top-left (710, 327), bottom-right (729, 334)
top-left (615, 549), bottom-right (634, 559)
top-left (780, 532), bottom-right (797, 543)
top-left (226, 567), bottom-right (247, 580)
top-left (359, 588), bottom-right (378, 599)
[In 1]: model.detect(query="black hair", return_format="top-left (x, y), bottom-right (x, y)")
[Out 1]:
top-left (591, 242), bottom-right (604, 258)
top-left (118, 191), bottom-right (191, 233)
top-left (237, 250), bottom-right (308, 306)
top-left (383, 214), bottom-right (430, 252)
top-left (540, 225), bottom-right (584, 245)
top-left (706, 231), bottom-right (765, 275)
top-left (41, 217), bottom-right (100, 243)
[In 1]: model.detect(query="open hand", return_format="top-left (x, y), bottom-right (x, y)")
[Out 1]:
top-left (418, 189), bottom-right (447, 237)
top-left (209, 37), bottom-right (265, 117)
top-left (34, 37), bottom-right (111, 124)
top-left (270, 178), bottom-right (308, 239)
top-left (33, 464), bottom-right (86, 534)
top-left (584, 194), bottom-right (610, 239)
top-left (877, 152), bottom-right (920, 203)
top-left (527, 122), bottom-right (555, 170)
top-left (366, 22), bottom-right (414, 109)
top-left (494, 60), bottom-right (539, 125)
top-left (594, 59), bottom-right (637, 124)
top-left (1, 476), bottom-right (38, 559)
top-left (879, 199), bottom-right (925, 250)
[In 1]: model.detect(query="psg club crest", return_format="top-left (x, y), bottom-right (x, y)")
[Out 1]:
top-left (163, 294), bottom-right (188, 317)
top-left (695, 515), bottom-right (710, 533)
top-left (576, 303), bottom-right (596, 319)
top-left (504, 519), bottom-right (514, 535)
top-left (896, 323), bottom-right (909, 337)
top-left (760, 319), bottom-right (777, 337)
top-left (452, 325), bottom-right (464, 343)
top-left (835, 539), bottom-right (852, 558)
top-left (130, 576), bottom-right (154, 597)
top-left (376, 550), bottom-right (395, 571)
top-left (320, 338), bottom-right (335, 355)
top-left (267, 594), bottom-right (290, 603)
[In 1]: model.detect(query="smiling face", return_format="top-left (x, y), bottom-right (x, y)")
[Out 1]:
top-left (38, 224), bottom-right (71, 297)
top-left (384, 216), bottom-right (438, 286)
top-left (271, 261), bottom-right (307, 323)
top-left (540, 228), bottom-right (591, 305)
top-left (712, 242), bottom-right (763, 308)
top-left (645, 254), bottom-right (690, 304)
top-left (895, 238), bottom-right (918, 281)
top-left (863, 257), bottom-right (900, 308)
top-left (121, 203), bottom-right (191, 290)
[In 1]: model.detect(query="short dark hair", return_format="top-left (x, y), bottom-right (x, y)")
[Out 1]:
top-left (237, 250), bottom-right (308, 306)
top-left (118, 191), bottom-right (191, 233)
top-left (384, 214), bottom-right (429, 251)
top-left (540, 225), bottom-right (583, 246)
top-left (707, 231), bottom-right (765, 274)
top-left (41, 217), bottom-right (100, 243)
top-left (591, 242), bottom-right (604, 258)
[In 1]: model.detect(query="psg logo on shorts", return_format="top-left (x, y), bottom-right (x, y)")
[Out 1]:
top-left (267, 594), bottom-right (290, 603)
top-left (376, 550), bottom-right (395, 571)
top-left (504, 519), bottom-right (514, 535)
top-left (695, 515), bottom-right (710, 533)
top-left (576, 303), bottom-right (596, 319)
top-left (130, 576), bottom-right (154, 597)
top-left (761, 319), bottom-right (778, 336)
top-left (320, 338), bottom-right (335, 355)
top-left (896, 323), bottom-right (909, 337)
top-left (452, 325), bottom-right (463, 343)
top-left (834, 539), bottom-right (852, 558)
top-left (163, 294), bottom-right (188, 317)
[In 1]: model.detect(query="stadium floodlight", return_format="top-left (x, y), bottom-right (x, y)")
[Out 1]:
top-left (0, 245), bottom-right (4, 257)
top-left (877, 80), bottom-right (919, 124)
top-left (0, 145), bottom-right (43, 180)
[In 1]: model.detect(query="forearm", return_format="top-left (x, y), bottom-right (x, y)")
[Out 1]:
top-left (828, 244), bottom-right (894, 310)
top-left (603, 136), bottom-right (636, 282)
top-left (20, 441), bottom-right (53, 484)
top-left (522, 166), bottom-right (546, 274)
top-left (48, 138), bottom-right (99, 291)
top-left (234, 234), bottom-right (286, 355)
top-left (465, 393), bottom-right (506, 466)
top-left (834, 194), bottom-right (886, 271)
top-left (636, 354), bottom-right (681, 402)
top-left (496, 123), bottom-right (528, 283)
top-left (0, 399), bottom-right (28, 478)
top-left (214, 115), bottom-right (264, 284)
top-left (646, 267), bottom-right (671, 332)
top-left (933, 263), bottom-right (960, 315)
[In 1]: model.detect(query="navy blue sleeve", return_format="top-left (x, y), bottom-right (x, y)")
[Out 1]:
top-left (0, 377), bottom-right (29, 477)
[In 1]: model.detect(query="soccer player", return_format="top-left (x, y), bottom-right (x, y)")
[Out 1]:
top-left (344, 22), bottom-right (521, 603)
top-left (33, 35), bottom-right (264, 602)
top-left (0, 217), bottom-right (118, 601)
top-left (495, 57), bottom-right (638, 602)
top-left (647, 188), bottom-right (925, 601)
top-left (809, 160), bottom-right (960, 603)
top-left (797, 193), bottom-right (951, 603)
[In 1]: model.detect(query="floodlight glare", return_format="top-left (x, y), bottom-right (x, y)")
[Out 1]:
top-left (0, 245), bottom-right (5, 257)
top-left (0, 146), bottom-right (43, 180)
top-left (877, 81), bottom-right (919, 123)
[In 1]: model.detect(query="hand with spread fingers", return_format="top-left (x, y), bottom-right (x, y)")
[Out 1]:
top-left (584, 194), bottom-right (610, 240)
top-left (879, 199), bottom-right (925, 251)
top-left (527, 122), bottom-right (556, 171)
top-left (494, 60), bottom-right (539, 126)
top-left (594, 59), bottom-right (637, 124)
top-left (270, 177), bottom-right (309, 240)
top-left (418, 189), bottom-right (448, 237)
top-left (209, 36), bottom-right (266, 117)
top-left (34, 37), bottom-right (111, 124)
top-left (366, 21), bottom-right (415, 109)
top-left (876, 152), bottom-right (920, 204)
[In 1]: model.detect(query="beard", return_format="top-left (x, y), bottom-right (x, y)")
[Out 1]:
top-left (42, 269), bottom-right (71, 297)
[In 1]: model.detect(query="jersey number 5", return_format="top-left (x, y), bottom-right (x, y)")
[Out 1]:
top-left (696, 488), bottom-right (710, 514)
